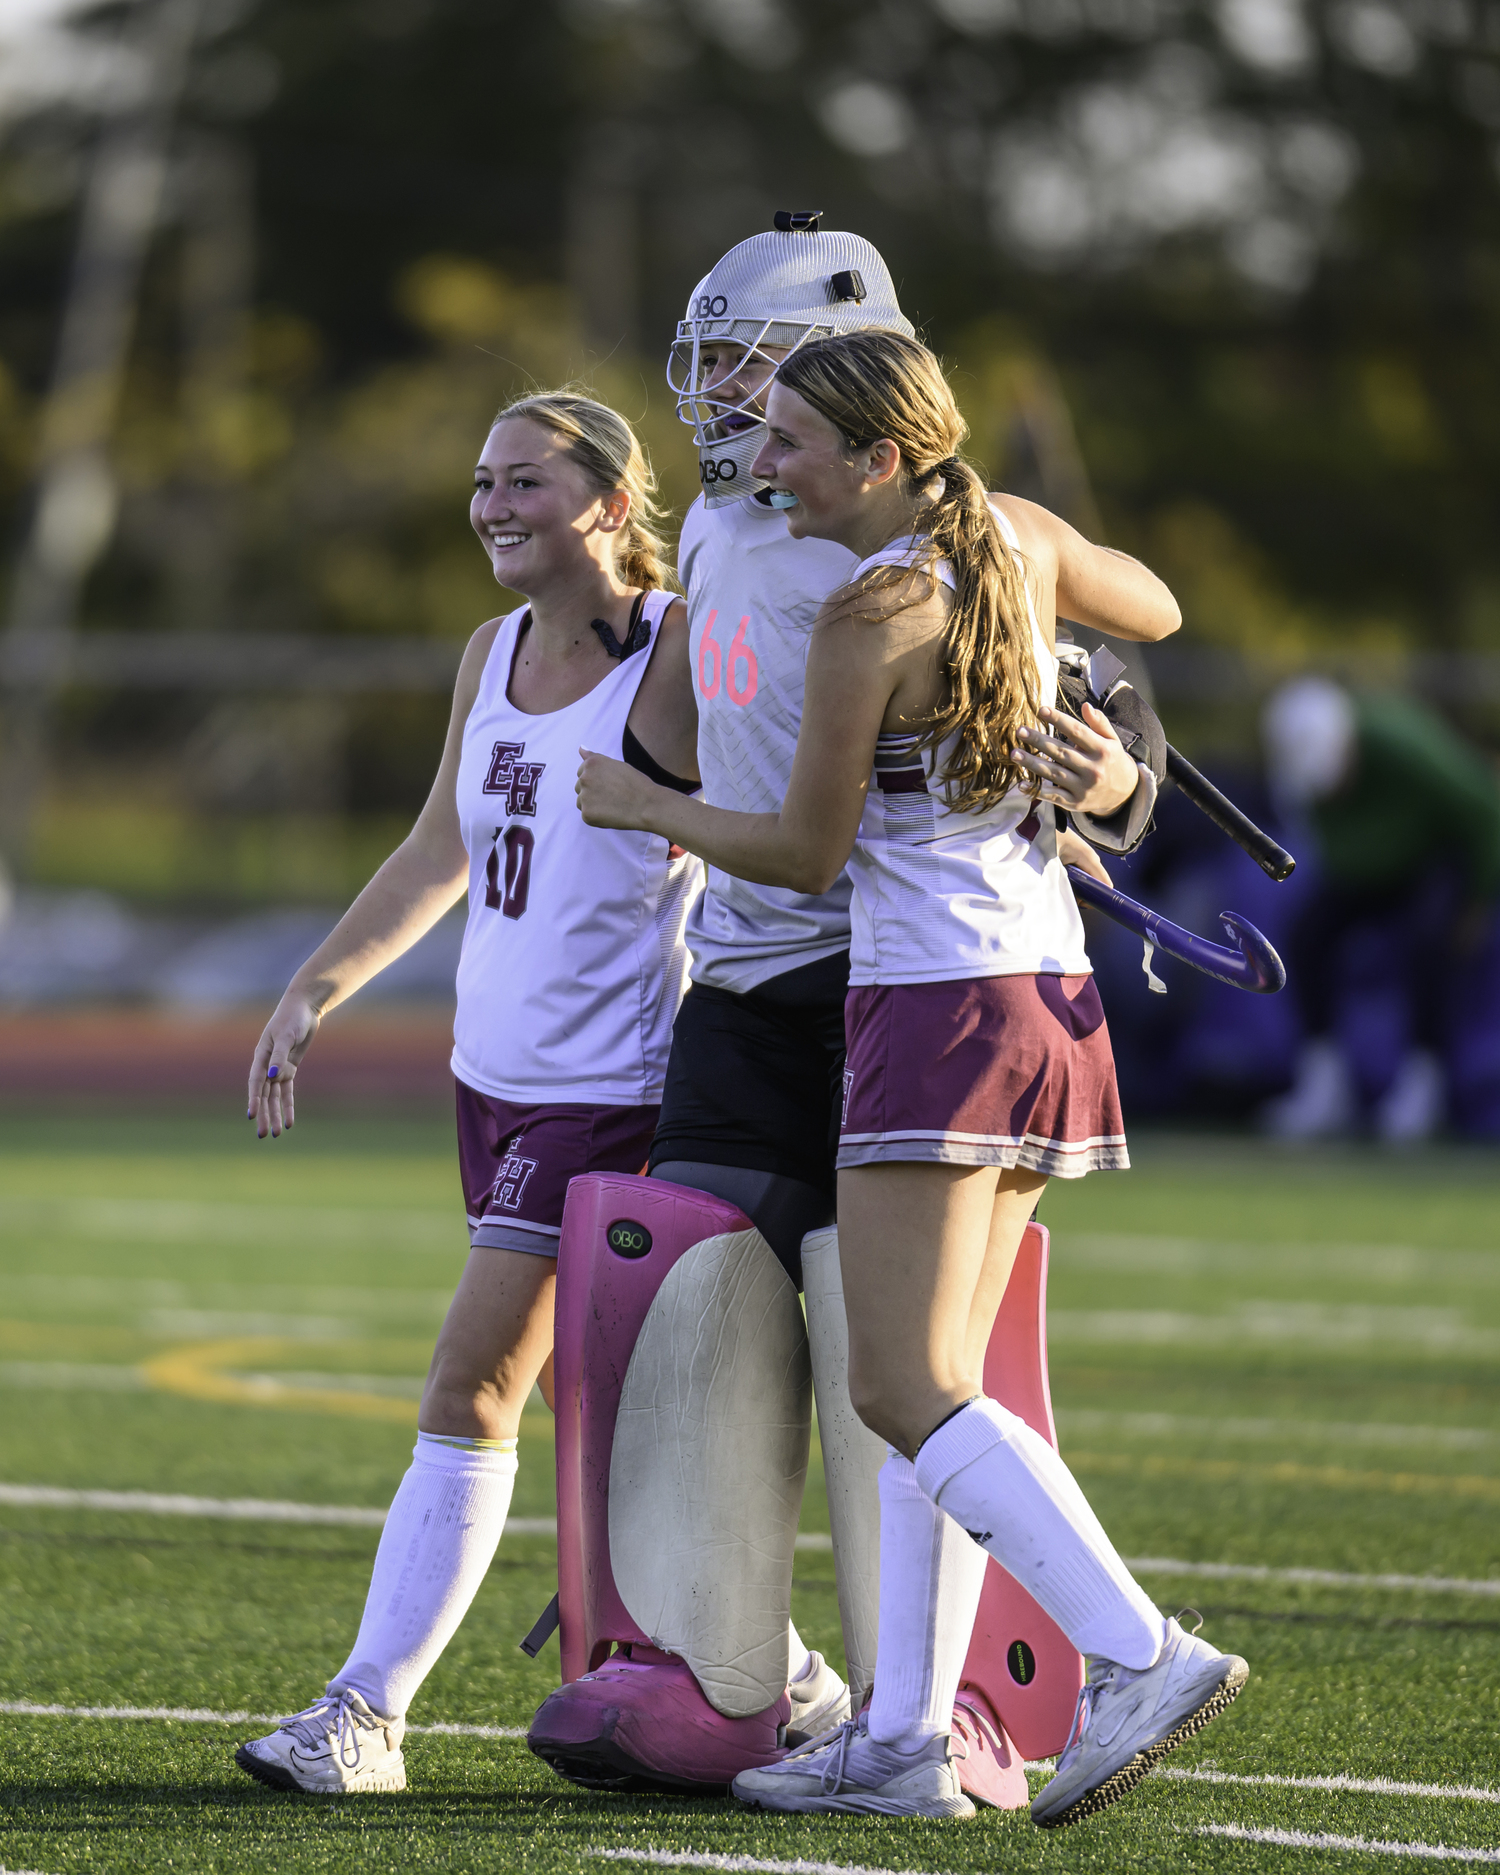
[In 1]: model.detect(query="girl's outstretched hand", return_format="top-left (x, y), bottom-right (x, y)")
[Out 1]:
top-left (247, 992), bottom-right (320, 1139)
top-left (576, 748), bottom-right (663, 832)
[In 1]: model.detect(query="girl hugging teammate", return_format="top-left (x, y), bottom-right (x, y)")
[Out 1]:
top-left (578, 330), bottom-right (1249, 1829)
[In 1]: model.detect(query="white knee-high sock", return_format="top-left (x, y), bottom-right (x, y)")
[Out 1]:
top-left (914, 1398), bottom-right (1166, 1670)
top-left (332, 1432), bottom-right (518, 1720)
top-left (867, 1448), bottom-right (988, 1750)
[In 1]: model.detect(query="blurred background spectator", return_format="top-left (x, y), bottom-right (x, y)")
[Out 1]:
top-left (1, 0), bottom-right (1499, 1123)
top-left (1260, 678), bottom-right (1500, 1142)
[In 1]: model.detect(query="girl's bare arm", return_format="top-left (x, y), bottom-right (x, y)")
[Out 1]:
top-left (994, 494), bottom-right (1182, 645)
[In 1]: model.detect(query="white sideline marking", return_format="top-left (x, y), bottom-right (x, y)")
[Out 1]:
top-left (591, 1851), bottom-right (944, 1875)
top-left (1159, 1767), bottom-right (1500, 1804)
top-left (1196, 1823), bottom-right (1500, 1861)
top-left (0, 1701), bottom-right (523, 1738)
top-left (6, 1488), bottom-right (1498, 1591)
top-left (4, 1703), bottom-right (1496, 1816)
top-left (1049, 1303), bottom-right (1500, 1356)
top-left (0, 1484), bottom-right (552, 1536)
top-left (1129, 1556), bottom-right (1500, 1597)
top-left (1059, 1410), bottom-right (1500, 1453)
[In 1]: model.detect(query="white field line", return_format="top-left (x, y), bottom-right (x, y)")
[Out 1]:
top-left (0, 1196), bottom-right (460, 1252)
top-left (1158, 1767), bottom-right (1500, 1804)
top-left (5, 1703), bottom-right (1497, 1818)
top-left (1195, 1823), bottom-right (1500, 1862)
top-left (7, 1487), bottom-right (1499, 1592)
top-left (1048, 1304), bottom-right (1500, 1356)
top-left (1064, 1234), bottom-right (1500, 1288)
top-left (1059, 1410), bottom-right (1500, 1453)
top-left (590, 1852), bottom-right (946, 1875)
top-left (0, 1701), bottom-right (522, 1738)
top-left (0, 1483), bottom-right (548, 1535)
top-left (8, 1365), bottom-right (1496, 1453)
top-left (1130, 1557), bottom-right (1500, 1597)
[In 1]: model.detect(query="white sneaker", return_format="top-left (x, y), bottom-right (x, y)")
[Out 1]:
top-left (1031, 1616), bottom-right (1248, 1829)
top-left (732, 1713), bottom-right (975, 1818)
top-left (1375, 1049), bottom-right (1444, 1143)
top-left (785, 1650), bottom-right (851, 1746)
top-left (234, 1689), bottom-right (407, 1794)
top-left (1261, 1039), bottom-right (1356, 1140)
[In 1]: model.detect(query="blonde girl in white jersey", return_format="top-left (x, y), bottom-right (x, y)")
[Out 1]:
top-left (577, 332), bottom-right (1247, 1830)
top-left (235, 391), bottom-right (699, 1796)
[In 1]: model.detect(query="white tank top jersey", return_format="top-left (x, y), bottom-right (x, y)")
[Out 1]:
top-left (679, 494), bottom-right (859, 992)
top-left (451, 592), bottom-right (700, 1105)
top-left (844, 529), bottom-right (1093, 987)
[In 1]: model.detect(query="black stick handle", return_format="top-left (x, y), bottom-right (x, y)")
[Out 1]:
top-left (1165, 747), bottom-right (1297, 882)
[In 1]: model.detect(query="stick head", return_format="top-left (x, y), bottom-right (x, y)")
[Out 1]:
top-left (1220, 913), bottom-right (1288, 994)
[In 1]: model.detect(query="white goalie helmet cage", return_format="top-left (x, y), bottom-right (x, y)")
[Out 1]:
top-left (668, 214), bottom-right (915, 508)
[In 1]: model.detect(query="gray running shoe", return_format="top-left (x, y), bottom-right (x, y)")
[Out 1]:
top-left (234, 1689), bottom-right (406, 1794)
top-left (1031, 1615), bottom-right (1248, 1829)
top-left (785, 1651), bottom-right (851, 1747)
top-left (732, 1712), bottom-right (975, 1818)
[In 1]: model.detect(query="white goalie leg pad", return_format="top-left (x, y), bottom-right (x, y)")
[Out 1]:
top-left (801, 1225), bottom-right (885, 1712)
top-left (608, 1227), bottom-right (812, 1719)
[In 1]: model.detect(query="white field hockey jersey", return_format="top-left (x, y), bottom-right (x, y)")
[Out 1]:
top-left (679, 495), bottom-right (858, 992)
top-left (845, 529), bottom-right (1092, 987)
top-left (451, 593), bottom-right (700, 1104)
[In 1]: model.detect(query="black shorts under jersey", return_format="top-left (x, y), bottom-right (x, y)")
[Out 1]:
top-left (648, 949), bottom-right (850, 1196)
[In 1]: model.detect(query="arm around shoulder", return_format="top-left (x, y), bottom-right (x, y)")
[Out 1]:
top-left (996, 494), bottom-right (1182, 645)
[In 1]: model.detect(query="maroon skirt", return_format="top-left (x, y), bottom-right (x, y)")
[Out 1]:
top-left (837, 974), bottom-right (1128, 1178)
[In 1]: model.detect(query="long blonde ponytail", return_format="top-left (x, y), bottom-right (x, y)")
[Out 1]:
top-left (773, 332), bottom-right (1040, 814)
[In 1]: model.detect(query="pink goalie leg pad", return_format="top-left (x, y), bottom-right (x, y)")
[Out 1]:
top-left (955, 1220), bottom-right (1085, 1764)
top-left (527, 1173), bottom-right (794, 1793)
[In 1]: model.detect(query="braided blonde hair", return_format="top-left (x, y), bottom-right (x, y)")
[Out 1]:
top-left (774, 331), bottom-right (1040, 814)
top-left (493, 389), bottom-right (677, 592)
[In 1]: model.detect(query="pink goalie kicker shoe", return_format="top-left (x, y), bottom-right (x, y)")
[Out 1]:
top-left (527, 1644), bottom-right (792, 1793)
top-left (950, 1688), bottom-right (1030, 1809)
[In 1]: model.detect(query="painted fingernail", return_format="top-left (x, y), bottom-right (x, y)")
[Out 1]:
top-left (267, 1065), bottom-right (279, 1079)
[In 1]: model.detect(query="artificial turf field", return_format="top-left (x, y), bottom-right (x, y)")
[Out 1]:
top-left (1, 1109), bottom-right (1498, 1873)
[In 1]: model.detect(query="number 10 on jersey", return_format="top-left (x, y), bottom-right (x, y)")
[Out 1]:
top-left (485, 825), bottom-right (533, 920)
top-left (697, 611), bottom-right (758, 706)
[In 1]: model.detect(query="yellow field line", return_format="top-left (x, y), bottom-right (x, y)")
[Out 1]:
top-left (141, 1339), bottom-right (418, 1422)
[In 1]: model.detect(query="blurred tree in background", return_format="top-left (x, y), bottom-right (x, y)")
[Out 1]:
top-left (1, 0), bottom-right (1498, 900)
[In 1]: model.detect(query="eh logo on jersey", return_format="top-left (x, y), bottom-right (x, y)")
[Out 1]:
top-left (1007, 1639), bottom-right (1037, 1686)
top-left (483, 740), bottom-right (545, 816)
top-left (606, 1219), bottom-right (653, 1258)
top-left (697, 610), bottom-right (758, 707)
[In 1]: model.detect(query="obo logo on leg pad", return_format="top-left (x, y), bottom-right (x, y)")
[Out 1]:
top-left (606, 1219), bottom-right (653, 1258)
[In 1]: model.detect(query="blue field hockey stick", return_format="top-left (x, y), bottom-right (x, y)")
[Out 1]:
top-left (1066, 865), bottom-right (1287, 994)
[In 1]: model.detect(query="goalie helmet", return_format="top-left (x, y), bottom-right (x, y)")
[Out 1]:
top-left (669, 212), bottom-right (915, 509)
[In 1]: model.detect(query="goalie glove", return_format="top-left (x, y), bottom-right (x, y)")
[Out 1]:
top-left (1054, 643), bottom-right (1167, 857)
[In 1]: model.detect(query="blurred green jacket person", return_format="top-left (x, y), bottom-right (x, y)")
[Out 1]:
top-left (1312, 691), bottom-right (1500, 903)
